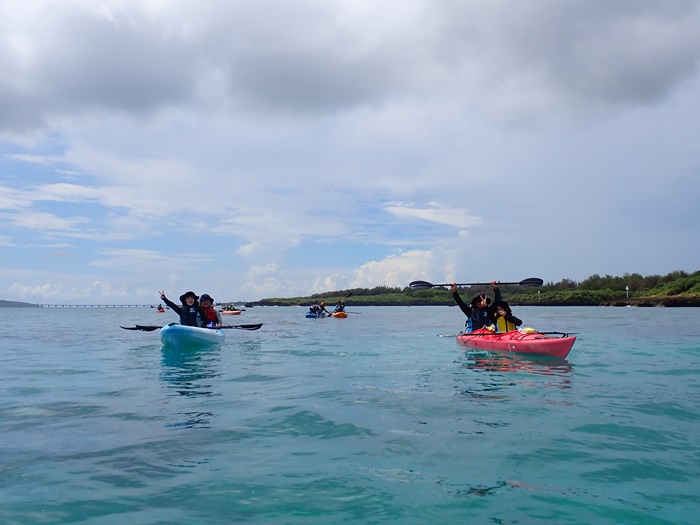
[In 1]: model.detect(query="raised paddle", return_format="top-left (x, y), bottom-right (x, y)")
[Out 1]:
top-left (120, 323), bottom-right (263, 331)
top-left (408, 277), bottom-right (543, 290)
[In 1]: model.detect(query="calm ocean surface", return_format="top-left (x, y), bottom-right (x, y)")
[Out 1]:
top-left (1, 305), bottom-right (699, 524)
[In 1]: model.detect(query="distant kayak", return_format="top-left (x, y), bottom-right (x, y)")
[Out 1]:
top-left (306, 312), bottom-right (328, 318)
top-left (156, 309), bottom-right (165, 313)
top-left (457, 328), bottom-right (576, 359)
top-left (160, 323), bottom-right (224, 349)
top-left (331, 312), bottom-right (348, 318)
top-left (221, 310), bottom-right (242, 315)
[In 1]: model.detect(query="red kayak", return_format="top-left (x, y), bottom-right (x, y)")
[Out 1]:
top-left (457, 328), bottom-right (576, 359)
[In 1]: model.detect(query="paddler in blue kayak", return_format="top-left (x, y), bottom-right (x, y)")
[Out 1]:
top-left (159, 290), bottom-right (205, 327)
top-left (312, 301), bottom-right (332, 317)
top-left (198, 293), bottom-right (222, 328)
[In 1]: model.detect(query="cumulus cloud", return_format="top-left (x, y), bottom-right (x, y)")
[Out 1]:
top-left (309, 248), bottom-right (459, 291)
top-left (349, 250), bottom-right (440, 288)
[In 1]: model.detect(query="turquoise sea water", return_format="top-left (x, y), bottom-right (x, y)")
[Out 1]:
top-left (1, 305), bottom-right (699, 524)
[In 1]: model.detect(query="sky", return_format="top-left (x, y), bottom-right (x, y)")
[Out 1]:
top-left (1, 0), bottom-right (699, 304)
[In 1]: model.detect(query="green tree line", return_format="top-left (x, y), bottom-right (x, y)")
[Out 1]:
top-left (255, 270), bottom-right (700, 307)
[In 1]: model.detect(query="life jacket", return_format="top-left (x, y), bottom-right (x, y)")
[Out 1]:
top-left (466, 308), bottom-right (492, 333)
top-left (496, 316), bottom-right (518, 333)
top-left (180, 305), bottom-right (200, 326)
top-left (202, 306), bottom-right (218, 323)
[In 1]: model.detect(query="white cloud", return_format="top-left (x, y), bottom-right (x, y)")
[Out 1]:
top-left (237, 242), bottom-right (259, 256)
top-left (349, 248), bottom-right (458, 289)
top-left (8, 210), bottom-right (90, 231)
top-left (384, 201), bottom-right (482, 230)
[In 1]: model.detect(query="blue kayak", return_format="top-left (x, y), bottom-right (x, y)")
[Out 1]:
top-left (160, 323), bottom-right (224, 348)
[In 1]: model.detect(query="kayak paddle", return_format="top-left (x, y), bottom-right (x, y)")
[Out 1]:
top-left (321, 291), bottom-right (353, 318)
top-left (409, 277), bottom-right (543, 290)
top-left (120, 323), bottom-right (263, 331)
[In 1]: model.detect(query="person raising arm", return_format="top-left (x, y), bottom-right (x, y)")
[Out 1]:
top-left (159, 290), bottom-right (204, 327)
top-left (450, 281), bottom-right (497, 333)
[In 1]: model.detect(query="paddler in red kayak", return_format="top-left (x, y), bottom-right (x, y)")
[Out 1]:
top-left (450, 281), bottom-right (497, 333)
top-left (492, 300), bottom-right (523, 332)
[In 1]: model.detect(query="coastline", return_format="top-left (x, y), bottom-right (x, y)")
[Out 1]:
top-left (516, 295), bottom-right (700, 307)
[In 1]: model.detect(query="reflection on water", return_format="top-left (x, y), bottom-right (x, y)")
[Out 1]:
top-left (467, 352), bottom-right (573, 378)
top-left (455, 351), bottom-right (573, 399)
top-left (160, 347), bottom-right (222, 429)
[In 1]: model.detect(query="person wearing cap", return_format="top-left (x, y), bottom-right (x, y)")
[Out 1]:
top-left (450, 281), bottom-right (498, 333)
top-left (159, 290), bottom-right (205, 327)
top-left (198, 294), bottom-right (222, 328)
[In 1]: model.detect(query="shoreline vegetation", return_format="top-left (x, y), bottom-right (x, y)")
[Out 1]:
top-left (2, 270), bottom-right (698, 308)
top-left (258, 270), bottom-right (700, 308)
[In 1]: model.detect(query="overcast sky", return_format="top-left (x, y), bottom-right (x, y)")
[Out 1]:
top-left (1, 0), bottom-right (699, 304)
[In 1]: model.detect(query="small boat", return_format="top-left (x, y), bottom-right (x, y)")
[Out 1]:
top-left (457, 328), bottom-right (576, 359)
top-left (306, 312), bottom-right (318, 318)
top-left (156, 309), bottom-right (165, 313)
top-left (160, 323), bottom-right (225, 349)
top-left (331, 311), bottom-right (348, 318)
top-left (221, 310), bottom-right (242, 315)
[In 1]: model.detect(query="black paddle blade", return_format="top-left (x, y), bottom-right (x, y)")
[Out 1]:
top-left (120, 325), bottom-right (162, 332)
top-left (519, 277), bottom-right (544, 287)
top-left (221, 323), bottom-right (263, 330)
top-left (408, 280), bottom-right (434, 290)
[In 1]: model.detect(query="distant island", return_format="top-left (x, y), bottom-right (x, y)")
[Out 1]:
top-left (0, 299), bottom-right (38, 307)
top-left (4, 270), bottom-right (698, 308)
top-left (253, 270), bottom-right (700, 307)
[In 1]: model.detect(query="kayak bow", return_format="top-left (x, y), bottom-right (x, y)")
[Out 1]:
top-left (160, 323), bottom-right (225, 349)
